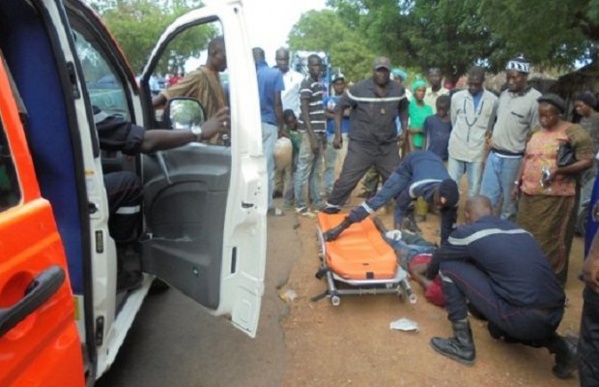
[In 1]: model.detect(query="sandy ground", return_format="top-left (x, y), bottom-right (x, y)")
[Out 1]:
top-left (277, 194), bottom-right (584, 387)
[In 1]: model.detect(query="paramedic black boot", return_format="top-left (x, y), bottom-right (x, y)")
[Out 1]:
top-left (430, 319), bottom-right (476, 365)
top-left (322, 218), bottom-right (352, 241)
top-left (545, 334), bottom-right (578, 379)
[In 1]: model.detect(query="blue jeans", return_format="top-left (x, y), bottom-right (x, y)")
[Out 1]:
top-left (323, 133), bottom-right (348, 196)
top-left (294, 132), bottom-right (324, 209)
top-left (261, 122), bottom-right (278, 210)
top-left (447, 156), bottom-right (483, 198)
top-left (480, 151), bottom-right (522, 221)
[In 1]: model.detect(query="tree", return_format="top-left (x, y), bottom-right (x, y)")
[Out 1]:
top-left (324, 0), bottom-right (498, 84)
top-left (89, 0), bottom-right (216, 74)
top-left (288, 10), bottom-right (375, 82)
top-left (478, 0), bottom-right (599, 69)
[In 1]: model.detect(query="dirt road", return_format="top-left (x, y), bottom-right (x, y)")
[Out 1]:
top-left (277, 198), bottom-right (583, 386)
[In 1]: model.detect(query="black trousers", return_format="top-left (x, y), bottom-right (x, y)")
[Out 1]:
top-left (440, 260), bottom-right (563, 343)
top-left (104, 171), bottom-right (142, 244)
top-left (580, 287), bottom-right (599, 386)
top-left (327, 139), bottom-right (400, 207)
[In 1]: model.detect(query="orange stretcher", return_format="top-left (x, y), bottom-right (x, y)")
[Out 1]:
top-left (314, 213), bottom-right (416, 306)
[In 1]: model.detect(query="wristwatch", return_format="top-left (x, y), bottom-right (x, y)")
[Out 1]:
top-left (190, 125), bottom-right (203, 141)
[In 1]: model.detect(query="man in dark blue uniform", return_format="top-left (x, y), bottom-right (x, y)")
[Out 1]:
top-left (427, 195), bottom-right (577, 379)
top-left (322, 56), bottom-right (409, 213)
top-left (580, 224), bottom-right (599, 385)
top-left (323, 150), bottom-right (459, 244)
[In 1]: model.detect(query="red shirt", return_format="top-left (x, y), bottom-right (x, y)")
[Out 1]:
top-left (408, 254), bottom-right (445, 307)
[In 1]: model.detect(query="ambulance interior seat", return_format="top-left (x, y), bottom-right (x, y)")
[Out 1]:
top-left (0, 1), bottom-right (86, 294)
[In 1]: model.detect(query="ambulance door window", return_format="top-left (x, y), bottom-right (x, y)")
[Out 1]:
top-left (72, 29), bottom-right (131, 120)
top-left (0, 120), bottom-right (21, 211)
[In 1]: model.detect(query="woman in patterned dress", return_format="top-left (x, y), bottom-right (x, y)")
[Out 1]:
top-left (513, 94), bottom-right (594, 287)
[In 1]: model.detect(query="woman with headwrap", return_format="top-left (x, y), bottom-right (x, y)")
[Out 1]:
top-left (407, 80), bottom-right (433, 153)
top-left (513, 93), bottom-right (594, 287)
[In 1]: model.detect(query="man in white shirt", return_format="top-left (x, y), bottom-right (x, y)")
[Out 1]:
top-left (424, 67), bottom-right (449, 114)
top-left (275, 48), bottom-right (303, 117)
top-left (448, 67), bottom-right (498, 197)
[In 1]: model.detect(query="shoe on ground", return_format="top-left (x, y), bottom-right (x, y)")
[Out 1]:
top-left (117, 270), bottom-right (143, 292)
top-left (551, 336), bottom-right (578, 379)
top-left (402, 216), bottom-right (422, 234)
top-left (267, 207), bottom-right (284, 216)
top-left (295, 207), bottom-right (315, 218)
top-left (321, 203), bottom-right (341, 214)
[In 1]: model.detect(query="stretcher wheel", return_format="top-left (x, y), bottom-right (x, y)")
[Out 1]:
top-left (330, 295), bottom-right (341, 306)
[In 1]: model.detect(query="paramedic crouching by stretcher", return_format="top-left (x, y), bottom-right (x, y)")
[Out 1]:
top-left (94, 106), bottom-right (230, 290)
top-left (323, 150), bottom-right (459, 244)
top-left (426, 195), bottom-right (577, 379)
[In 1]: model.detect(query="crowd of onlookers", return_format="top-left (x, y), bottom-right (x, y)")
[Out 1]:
top-left (150, 38), bottom-right (598, 384)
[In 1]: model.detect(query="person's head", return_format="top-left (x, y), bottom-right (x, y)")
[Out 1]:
top-left (464, 195), bottom-right (493, 223)
top-left (433, 179), bottom-right (459, 211)
top-left (307, 54), bottom-right (322, 79)
top-left (467, 66), bottom-right (485, 96)
top-left (391, 68), bottom-right (407, 85)
top-left (275, 47), bottom-right (290, 73)
top-left (372, 57), bottom-right (392, 86)
top-left (574, 91), bottom-right (598, 117)
top-left (411, 80), bottom-right (427, 101)
top-left (427, 67), bottom-right (443, 89)
top-left (331, 73), bottom-right (346, 95)
top-left (505, 55), bottom-right (530, 93)
top-left (207, 35), bottom-right (227, 72)
top-left (252, 47), bottom-right (265, 64)
top-left (436, 95), bottom-right (451, 118)
top-left (537, 93), bottom-right (566, 130)
top-left (283, 109), bottom-right (297, 128)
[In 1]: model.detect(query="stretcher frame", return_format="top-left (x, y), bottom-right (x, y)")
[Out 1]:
top-left (314, 217), bottom-right (417, 306)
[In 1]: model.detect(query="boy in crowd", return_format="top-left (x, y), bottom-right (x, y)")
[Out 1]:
top-left (281, 109), bottom-right (302, 209)
top-left (424, 95), bottom-right (452, 162)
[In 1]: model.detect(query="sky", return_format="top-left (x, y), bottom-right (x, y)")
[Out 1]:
top-left (185, 0), bottom-right (327, 72)
top-left (241, 0), bottom-right (327, 63)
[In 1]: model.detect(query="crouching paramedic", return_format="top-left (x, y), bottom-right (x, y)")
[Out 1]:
top-left (323, 150), bottom-right (459, 244)
top-left (426, 195), bottom-right (577, 379)
top-left (94, 106), bottom-right (230, 289)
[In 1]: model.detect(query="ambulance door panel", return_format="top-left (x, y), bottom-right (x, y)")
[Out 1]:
top-left (140, 5), bottom-right (266, 337)
top-left (0, 61), bottom-right (84, 386)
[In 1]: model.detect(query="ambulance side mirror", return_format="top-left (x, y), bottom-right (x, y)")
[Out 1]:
top-left (164, 98), bottom-right (206, 130)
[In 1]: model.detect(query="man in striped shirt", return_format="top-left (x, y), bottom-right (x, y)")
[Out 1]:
top-left (294, 54), bottom-right (326, 216)
top-left (323, 57), bottom-right (409, 214)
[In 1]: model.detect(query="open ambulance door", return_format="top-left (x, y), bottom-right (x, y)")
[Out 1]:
top-left (0, 53), bottom-right (85, 386)
top-left (139, 1), bottom-right (267, 338)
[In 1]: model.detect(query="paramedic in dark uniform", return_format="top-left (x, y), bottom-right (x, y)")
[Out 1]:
top-left (323, 150), bottom-right (459, 245)
top-left (580, 226), bottom-right (599, 386)
top-left (322, 56), bottom-right (408, 213)
top-left (94, 106), bottom-right (229, 288)
top-left (426, 195), bottom-right (577, 379)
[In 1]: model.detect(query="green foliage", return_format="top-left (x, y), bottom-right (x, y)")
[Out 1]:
top-left (89, 0), bottom-right (216, 74)
top-left (291, 0), bottom-right (599, 82)
top-left (288, 9), bottom-right (375, 82)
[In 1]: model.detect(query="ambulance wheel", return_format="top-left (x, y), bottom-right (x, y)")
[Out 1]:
top-left (330, 295), bottom-right (341, 306)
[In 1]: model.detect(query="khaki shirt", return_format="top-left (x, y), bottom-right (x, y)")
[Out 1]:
top-left (449, 89), bottom-right (498, 162)
top-left (424, 86), bottom-right (449, 113)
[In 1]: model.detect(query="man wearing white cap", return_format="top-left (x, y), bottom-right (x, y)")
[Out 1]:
top-left (480, 55), bottom-right (541, 220)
